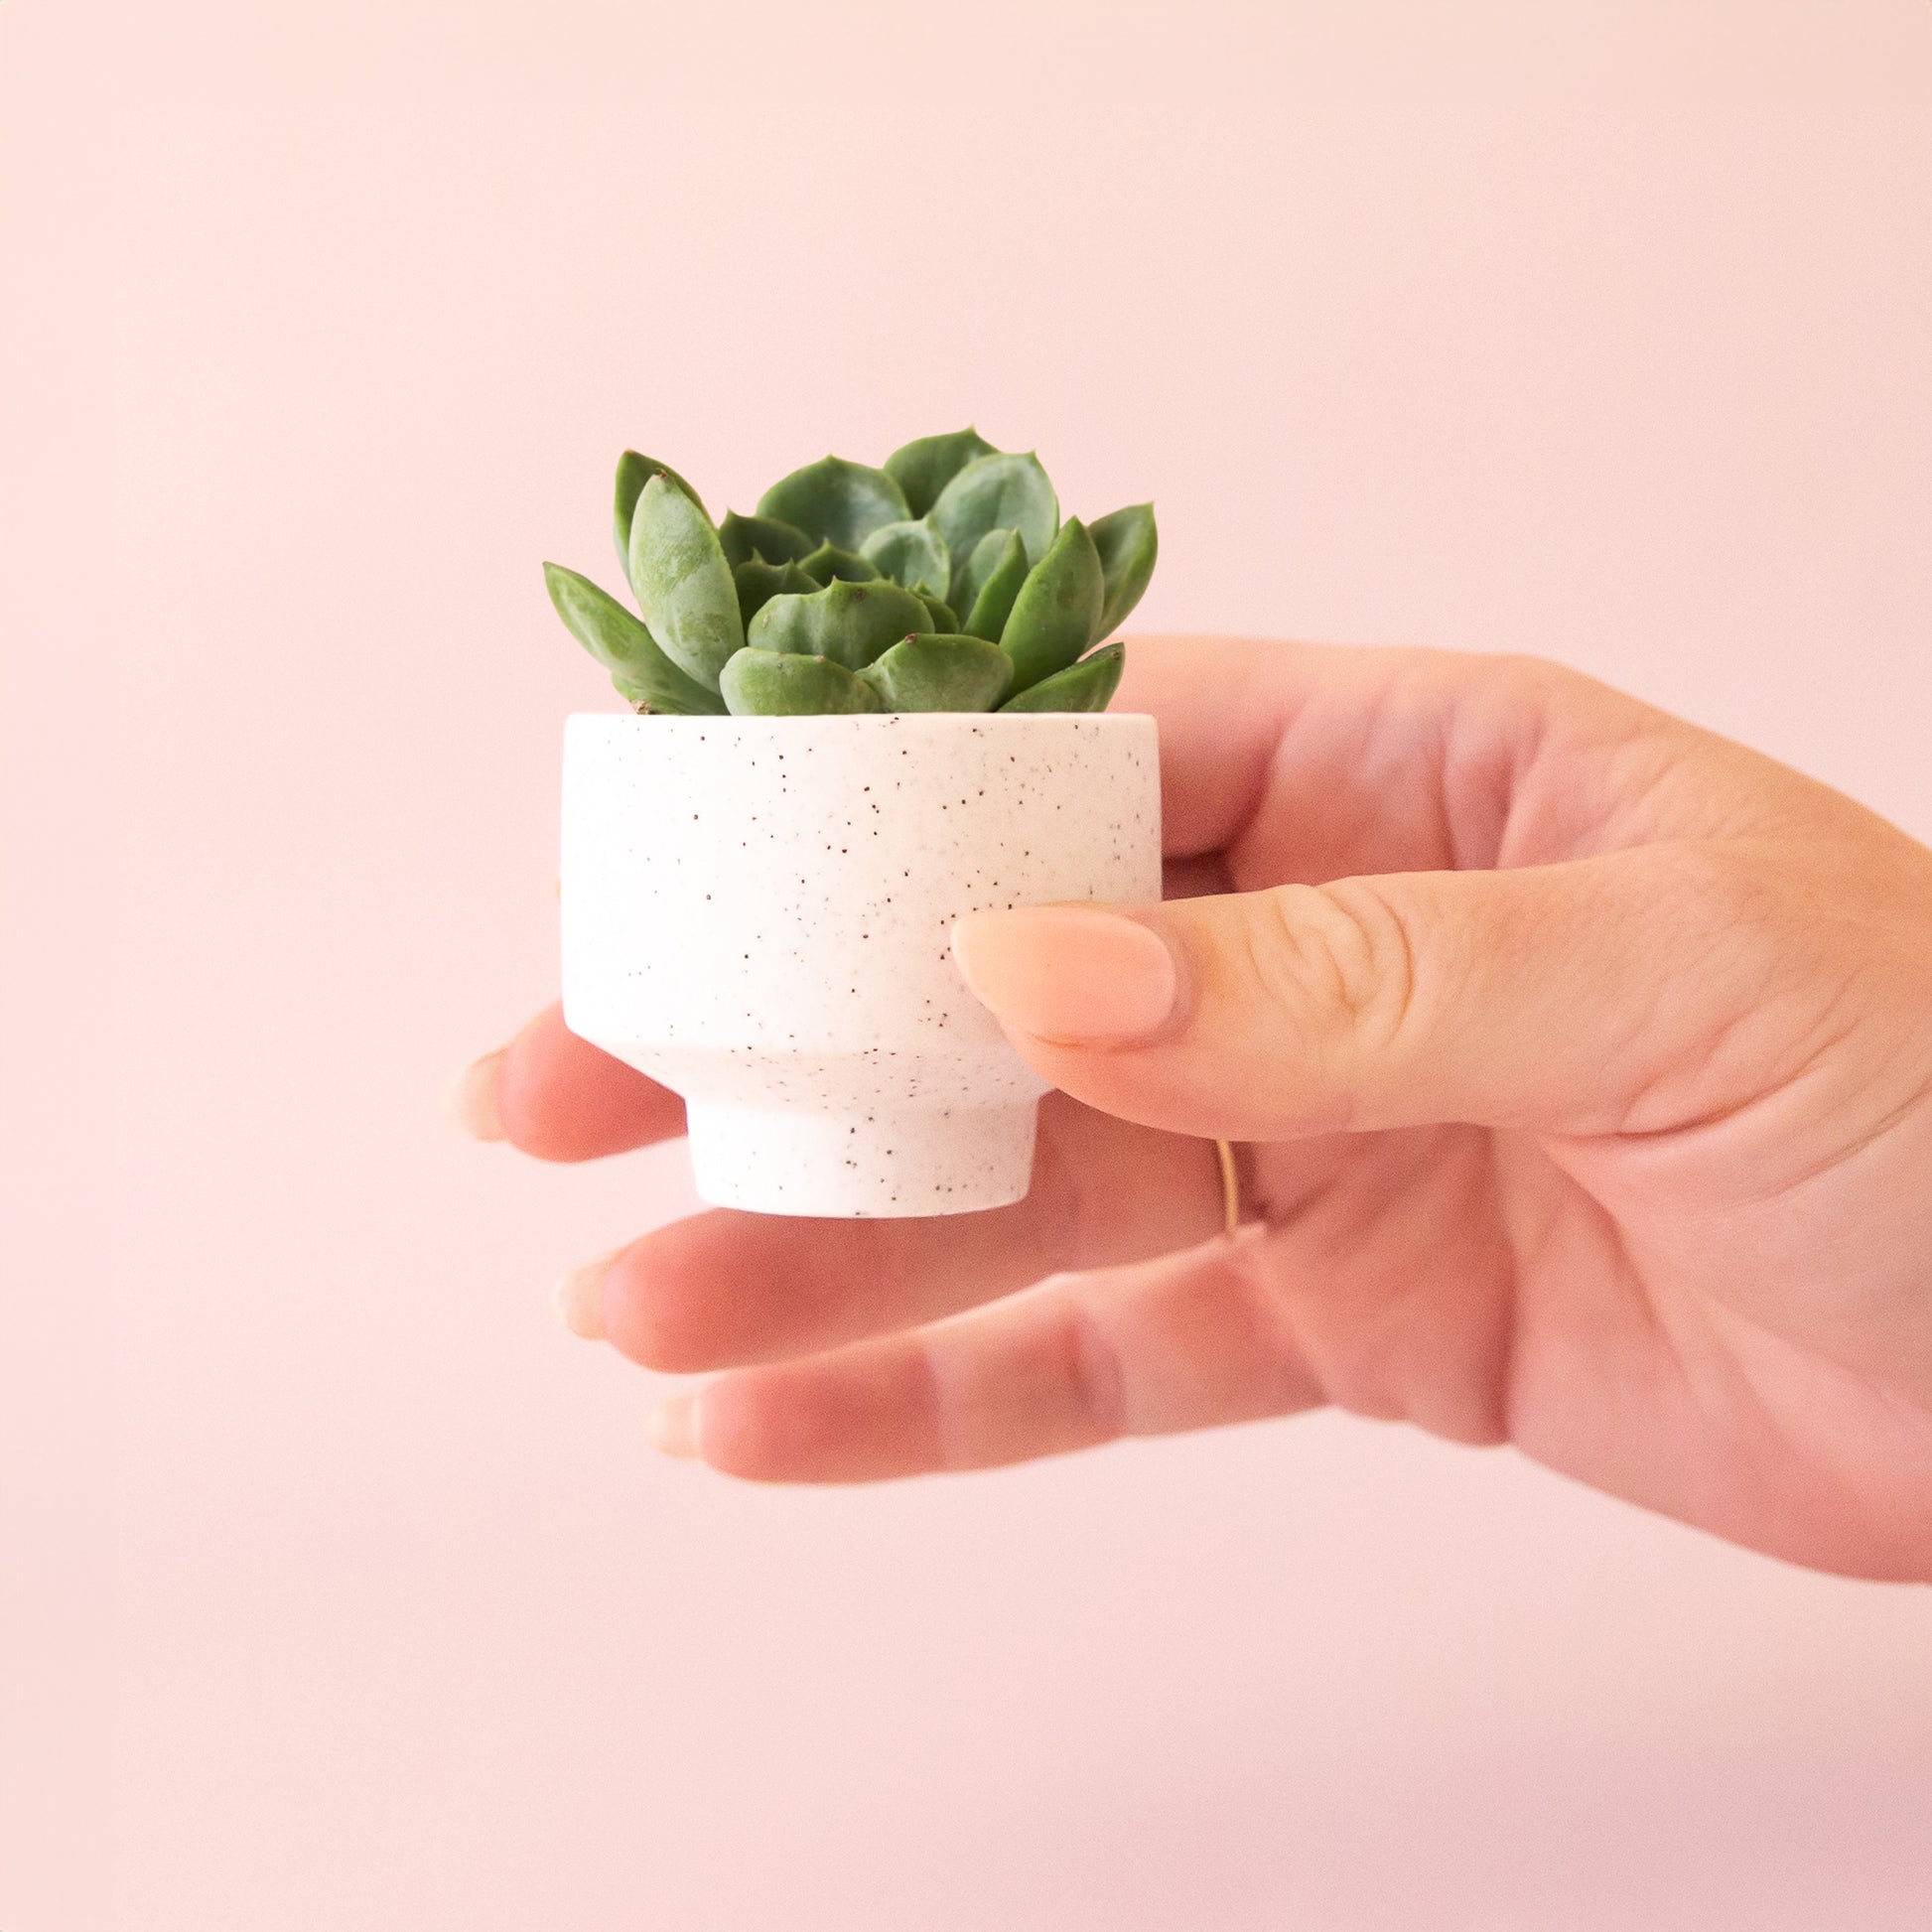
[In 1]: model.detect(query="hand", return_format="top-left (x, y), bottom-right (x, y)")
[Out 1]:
top-left (453, 638), bottom-right (1932, 1582)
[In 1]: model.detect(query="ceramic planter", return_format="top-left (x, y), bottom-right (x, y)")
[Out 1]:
top-left (560, 711), bottom-right (1162, 1217)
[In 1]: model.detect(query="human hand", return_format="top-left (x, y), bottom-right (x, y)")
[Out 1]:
top-left (453, 638), bottom-right (1932, 1581)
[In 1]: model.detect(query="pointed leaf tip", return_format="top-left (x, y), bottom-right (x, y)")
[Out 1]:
top-left (1089, 502), bottom-right (1159, 636)
top-left (998, 516), bottom-right (1104, 693)
top-left (615, 452), bottom-right (705, 590)
top-left (757, 456), bottom-right (910, 552)
top-left (929, 452), bottom-right (1059, 605)
top-left (746, 577), bottom-right (933, 670)
top-left (859, 632), bottom-right (1014, 712)
top-left (721, 649), bottom-right (884, 716)
top-left (998, 641), bottom-right (1124, 714)
top-left (960, 527), bottom-right (1029, 643)
top-left (544, 560), bottom-right (726, 714)
top-left (883, 428), bottom-right (998, 518)
top-left (859, 518), bottom-right (952, 600)
top-left (626, 474), bottom-right (743, 691)
top-left (797, 540), bottom-right (882, 586)
top-left (719, 509), bottom-right (815, 571)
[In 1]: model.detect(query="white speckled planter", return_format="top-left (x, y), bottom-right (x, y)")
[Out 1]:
top-left (560, 711), bottom-right (1161, 1217)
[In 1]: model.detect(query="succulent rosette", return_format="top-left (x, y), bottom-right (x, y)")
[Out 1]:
top-left (544, 430), bottom-right (1157, 716)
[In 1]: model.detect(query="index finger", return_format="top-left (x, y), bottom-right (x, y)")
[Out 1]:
top-left (1119, 633), bottom-right (1675, 880)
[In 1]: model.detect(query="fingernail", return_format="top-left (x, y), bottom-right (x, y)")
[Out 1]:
top-left (446, 1048), bottom-right (506, 1142)
top-left (554, 1248), bottom-right (620, 1340)
top-left (648, 1393), bottom-right (700, 1460)
top-left (951, 905), bottom-right (1177, 1044)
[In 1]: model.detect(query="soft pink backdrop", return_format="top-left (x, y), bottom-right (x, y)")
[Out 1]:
top-left (4, 3), bottom-right (1930, 1927)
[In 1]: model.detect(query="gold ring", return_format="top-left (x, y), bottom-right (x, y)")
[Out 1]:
top-left (1215, 1139), bottom-right (1240, 1238)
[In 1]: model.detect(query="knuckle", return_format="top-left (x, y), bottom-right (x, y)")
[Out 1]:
top-left (1655, 842), bottom-right (1791, 979)
top-left (1249, 880), bottom-right (1422, 1058)
top-left (1478, 650), bottom-right (1582, 725)
top-left (603, 1291), bottom-right (699, 1373)
top-left (1485, 650), bottom-right (1568, 703)
top-left (1063, 1298), bottom-right (1130, 1445)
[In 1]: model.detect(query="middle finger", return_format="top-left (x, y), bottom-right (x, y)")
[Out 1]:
top-left (589, 1093), bottom-right (1226, 1372)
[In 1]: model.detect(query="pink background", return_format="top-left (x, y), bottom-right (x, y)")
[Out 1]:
top-left (4, 3), bottom-right (1931, 1926)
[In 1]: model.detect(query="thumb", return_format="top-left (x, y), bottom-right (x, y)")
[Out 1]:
top-left (951, 845), bottom-right (1789, 1142)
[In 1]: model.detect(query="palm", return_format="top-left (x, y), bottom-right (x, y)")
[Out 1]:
top-left (1217, 1117), bottom-right (1917, 1579)
top-left (490, 638), bottom-right (1932, 1581)
top-left (1183, 638), bottom-right (1932, 1577)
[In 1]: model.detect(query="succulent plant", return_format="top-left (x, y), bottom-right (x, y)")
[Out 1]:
top-left (544, 431), bottom-right (1156, 716)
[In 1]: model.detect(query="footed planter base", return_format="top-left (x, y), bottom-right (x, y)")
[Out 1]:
top-left (686, 1101), bottom-right (1039, 1217)
top-left (561, 711), bottom-right (1161, 1218)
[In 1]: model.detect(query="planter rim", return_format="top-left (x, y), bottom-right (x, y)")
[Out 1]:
top-left (565, 708), bottom-right (1153, 731)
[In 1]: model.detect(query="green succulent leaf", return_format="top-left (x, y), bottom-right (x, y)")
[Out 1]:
top-left (734, 557), bottom-right (819, 629)
top-left (757, 456), bottom-right (910, 552)
top-left (956, 526), bottom-right (1015, 610)
top-left (721, 649), bottom-right (884, 716)
top-left (746, 578), bottom-right (934, 670)
top-left (575, 441), bottom-right (1153, 721)
top-left (615, 452), bottom-right (705, 588)
top-left (883, 428), bottom-right (998, 519)
top-left (959, 528), bottom-right (1029, 642)
top-left (998, 641), bottom-right (1124, 714)
top-left (542, 563), bottom-right (727, 715)
top-left (859, 633), bottom-right (1015, 713)
top-left (798, 541), bottom-right (881, 586)
top-left (858, 519), bottom-right (951, 600)
top-left (626, 474), bottom-right (745, 692)
top-left (1089, 502), bottom-right (1159, 636)
top-left (997, 516), bottom-right (1104, 691)
top-left (718, 509), bottom-right (815, 571)
top-left (929, 452), bottom-right (1059, 603)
